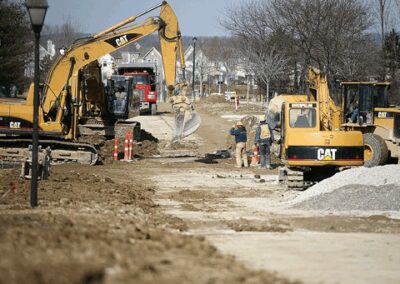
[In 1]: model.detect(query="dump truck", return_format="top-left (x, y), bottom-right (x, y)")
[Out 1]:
top-left (117, 63), bottom-right (158, 115)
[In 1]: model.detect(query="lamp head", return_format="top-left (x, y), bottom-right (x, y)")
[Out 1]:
top-left (25, 0), bottom-right (49, 34)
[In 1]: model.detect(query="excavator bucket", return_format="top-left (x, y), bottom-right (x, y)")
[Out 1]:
top-left (173, 110), bottom-right (201, 141)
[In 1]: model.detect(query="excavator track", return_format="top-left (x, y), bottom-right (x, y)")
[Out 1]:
top-left (279, 166), bottom-right (305, 190)
top-left (286, 168), bottom-right (305, 190)
top-left (0, 138), bottom-right (98, 165)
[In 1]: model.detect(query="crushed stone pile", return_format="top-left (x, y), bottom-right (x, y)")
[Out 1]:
top-left (292, 165), bottom-right (400, 212)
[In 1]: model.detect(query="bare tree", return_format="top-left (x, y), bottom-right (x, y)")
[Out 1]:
top-left (370, 0), bottom-right (394, 79)
top-left (222, 0), bottom-right (374, 92)
top-left (222, 1), bottom-right (288, 99)
top-left (244, 41), bottom-right (287, 104)
top-left (270, 0), bottom-right (371, 81)
top-left (200, 37), bottom-right (239, 92)
top-left (373, 0), bottom-right (393, 46)
top-left (42, 17), bottom-right (82, 50)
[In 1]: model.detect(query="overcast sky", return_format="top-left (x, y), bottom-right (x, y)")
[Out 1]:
top-left (44, 0), bottom-right (243, 36)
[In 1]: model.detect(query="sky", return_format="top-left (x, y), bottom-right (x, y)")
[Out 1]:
top-left (44, 0), bottom-right (243, 37)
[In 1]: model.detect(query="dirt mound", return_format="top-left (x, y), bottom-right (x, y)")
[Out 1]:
top-left (135, 140), bottom-right (160, 157)
top-left (99, 129), bottom-right (160, 162)
top-left (0, 164), bottom-right (296, 284)
top-left (227, 218), bottom-right (292, 233)
top-left (170, 189), bottom-right (218, 201)
top-left (0, 165), bottom-right (156, 211)
top-left (200, 95), bottom-right (227, 104)
top-left (164, 140), bottom-right (198, 151)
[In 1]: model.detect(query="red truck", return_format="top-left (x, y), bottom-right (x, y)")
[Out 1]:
top-left (117, 63), bottom-right (158, 115)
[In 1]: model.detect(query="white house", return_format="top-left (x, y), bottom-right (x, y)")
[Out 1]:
top-left (25, 40), bottom-right (56, 78)
top-left (98, 54), bottom-right (115, 84)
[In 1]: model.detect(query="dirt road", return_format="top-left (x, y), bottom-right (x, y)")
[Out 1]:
top-left (0, 100), bottom-right (399, 284)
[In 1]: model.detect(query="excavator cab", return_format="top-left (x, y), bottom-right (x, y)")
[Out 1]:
top-left (342, 82), bottom-right (390, 125)
top-left (274, 95), bottom-right (364, 190)
top-left (106, 75), bottom-right (140, 119)
top-left (341, 81), bottom-right (400, 166)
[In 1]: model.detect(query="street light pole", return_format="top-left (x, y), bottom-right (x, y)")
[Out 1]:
top-left (26, 0), bottom-right (49, 208)
top-left (192, 37), bottom-right (197, 101)
top-left (31, 31), bottom-right (40, 207)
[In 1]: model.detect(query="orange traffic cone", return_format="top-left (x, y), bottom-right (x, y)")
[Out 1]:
top-left (251, 145), bottom-right (260, 166)
top-left (113, 138), bottom-right (119, 161)
top-left (124, 131), bottom-right (129, 161)
top-left (128, 131), bottom-right (134, 160)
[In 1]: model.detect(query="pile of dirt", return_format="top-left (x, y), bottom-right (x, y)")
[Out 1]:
top-left (0, 164), bottom-right (296, 284)
top-left (292, 165), bottom-right (400, 213)
top-left (170, 189), bottom-right (219, 201)
top-left (200, 95), bottom-right (227, 104)
top-left (164, 140), bottom-right (198, 151)
top-left (98, 129), bottom-right (160, 162)
top-left (135, 140), bottom-right (160, 157)
top-left (0, 165), bottom-right (156, 211)
top-left (226, 218), bottom-right (292, 233)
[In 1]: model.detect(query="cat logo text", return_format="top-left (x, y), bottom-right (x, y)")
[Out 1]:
top-left (317, 148), bottom-right (337, 161)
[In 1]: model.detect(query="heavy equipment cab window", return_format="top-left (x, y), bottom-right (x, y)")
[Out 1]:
top-left (372, 85), bottom-right (388, 108)
top-left (344, 86), bottom-right (359, 115)
top-left (345, 85), bottom-right (388, 114)
top-left (132, 75), bottom-right (149, 85)
top-left (290, 108), bottom-right (316, 128)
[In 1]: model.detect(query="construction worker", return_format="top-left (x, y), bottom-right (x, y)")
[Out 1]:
top-left (230, 121), bottom-right (249, 168)
top-left (255, 120), bottom-right (274, 169)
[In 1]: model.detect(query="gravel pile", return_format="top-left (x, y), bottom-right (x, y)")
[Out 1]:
top-left (294, 184), bottom-right (400, 211)
top-left (291, 165), bottom-right (400, 212)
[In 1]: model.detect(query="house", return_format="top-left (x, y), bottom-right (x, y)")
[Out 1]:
top-left (98, 54), bottom-right (115, 84)
top-left (25, 40), bottom-right (56, 78)
top-left (180, 44), bottom-right (250, 96)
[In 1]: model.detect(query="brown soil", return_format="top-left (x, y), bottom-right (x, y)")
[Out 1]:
top-left (0, 164), bottom-right (296, 284)
top-left (135, 140), bottom-right (160, 157)
top-left (223, 216), bottom-right (400, 234)
top-left (282, 215), bottom-right (400, 234)
top-left (98, 130), bottom-right (160, 163)
top-left (162, 140), bottom-right (198, 151)
top-left (200, 95), bottom-right (227, 104)
top-left (227, 218), bottom-right (293, 233)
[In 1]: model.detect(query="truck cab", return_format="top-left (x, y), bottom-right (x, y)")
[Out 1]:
top-left (117, 63), bottom-right (158, 115)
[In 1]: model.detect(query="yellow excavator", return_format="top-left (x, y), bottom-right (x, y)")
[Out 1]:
top-left (268, 67), bottom-right (364, 190)
top-left (0, 1), bottom-right (200, 164)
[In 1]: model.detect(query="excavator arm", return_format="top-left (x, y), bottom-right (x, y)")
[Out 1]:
top-left (39, 1), bottom-right (199, 140)
top-left (307, 67), bottom-right (342, 131)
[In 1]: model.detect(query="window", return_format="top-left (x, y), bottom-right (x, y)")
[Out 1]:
top-left (289, 108), bottom-right (316, 128)
top-left (132, 75), bottom-right (149, 85)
